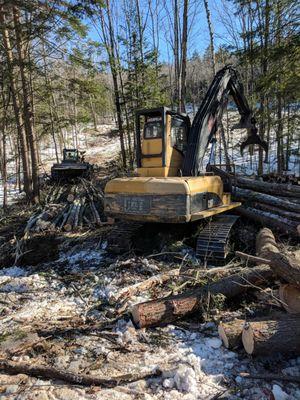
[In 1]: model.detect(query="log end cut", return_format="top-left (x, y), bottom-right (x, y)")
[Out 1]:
top-left (218, 323), bottom-right (229, 348)
top-left (279, 284), bottom-right (300, 314)
top-left (242, 323), bottom-right (255, 355)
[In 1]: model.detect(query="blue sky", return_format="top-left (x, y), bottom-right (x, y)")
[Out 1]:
top-left (87, 0), bottom-right (240, 64)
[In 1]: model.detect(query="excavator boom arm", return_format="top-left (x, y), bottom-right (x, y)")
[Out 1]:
top-left (182, 66), bottom-right (268, 176)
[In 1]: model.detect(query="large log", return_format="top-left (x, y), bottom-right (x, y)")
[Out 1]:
top-left (256, 228), bottom-right (300, 286)
top-left (242, 315), bottom-right (300, 355)
top-left (131, 265), bottom-right (273, 328)
top-left (237, 206), bottom-right (299, 237)
top-left (234, 187), bottom-right (300, 213)
top-left (218, 319), bottom-right (244, 349)
top-left (279, 284), bottom-right (300, 314)
top-left (236, 176), bottom-right (300, 198)
top-left (254, 202), bottom-right (300, 222)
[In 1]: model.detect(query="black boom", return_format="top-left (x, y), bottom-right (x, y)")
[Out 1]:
top-left (182, 66), bottom-right (268, 176)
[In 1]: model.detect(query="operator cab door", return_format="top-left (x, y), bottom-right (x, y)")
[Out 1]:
top-left (141, 115), bottom-right (163, 168)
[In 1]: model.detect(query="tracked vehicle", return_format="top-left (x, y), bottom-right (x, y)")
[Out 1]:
top-left (51, 149), bottom-right (93, 181)
top-left (104, 67), bottom-right (268, 259)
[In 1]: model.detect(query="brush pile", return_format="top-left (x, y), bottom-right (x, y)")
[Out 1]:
top-left (233, 176), bottom-right (300, 237)
top-left (25, 179), bottom-right (110, 233)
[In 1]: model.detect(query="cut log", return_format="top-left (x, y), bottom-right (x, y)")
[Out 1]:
top-left (242, 315), bottom-right (300, 355)
top-left (256, 227), bottom-right (279, 257)
top-left (234, 187), bottom-right (300, 213)
top-left (279, 284), bottom-right (300, 314)
top-left (218, 319), bottom-right (244, 349)
top-left (131, 265), bottom-right (273, 328)
top-left (254, 202), bottom-right (300, 222)
top-left (237, 206), bottom-right (299, 237)
top-left (256, 228), bottom-right (300, 286)
top-left (236, 177), bottom-right (300, 198)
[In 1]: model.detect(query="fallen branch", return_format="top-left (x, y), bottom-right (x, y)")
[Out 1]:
top-left (240, 372), bottom-right (300, 385)
top-left (131, 265), bottom-right (273, 328)
top-left (235, 251), bottom-right (270, 265)
top-left (0, 360), bottom-right (161, 387)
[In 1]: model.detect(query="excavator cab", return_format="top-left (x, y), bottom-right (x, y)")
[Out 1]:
top-left (135, 107), bottom-right (190, 177)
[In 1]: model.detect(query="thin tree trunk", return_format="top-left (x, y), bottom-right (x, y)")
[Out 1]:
top-left (0, 6), bottom-right (31, 200)
top-left (203, 0), bottom-right (216, 75)
top-left (13, 6), bottom-right (39, 203)
top-left (101, 1), bottom-right (127, 168)
top-left (180, 0), bottom-right (188, 113)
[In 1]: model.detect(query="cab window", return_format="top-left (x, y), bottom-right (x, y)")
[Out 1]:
top-left (144, 121), bottom-right (162, 139)
top-left (171, 118), bottom-right (187, 152)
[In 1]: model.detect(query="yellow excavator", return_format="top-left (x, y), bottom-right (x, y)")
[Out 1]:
top-left (104, 67), bottom-right (268, 259)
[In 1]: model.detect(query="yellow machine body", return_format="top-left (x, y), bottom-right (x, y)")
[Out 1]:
top-left (104, 107), bottom-right (240, 223)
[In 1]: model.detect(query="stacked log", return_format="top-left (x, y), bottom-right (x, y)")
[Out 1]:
top-left (25, 179), bottom-right (111, 233)
top-left (223, 227), bottom-right (300, 356)
top-left (233, 176), bottom-right (300, 236)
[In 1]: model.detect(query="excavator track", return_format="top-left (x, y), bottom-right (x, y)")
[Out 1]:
top-left (196, 215), bottom-right (239, 260)
top-left (107, 221), bottom-right (144, 254)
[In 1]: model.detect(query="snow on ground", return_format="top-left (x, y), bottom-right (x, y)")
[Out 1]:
top-left (1, 246), bottom-right (300, 399)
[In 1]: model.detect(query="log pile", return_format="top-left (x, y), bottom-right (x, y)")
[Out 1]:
top-left (25, 179), bottom-right (111, 233)
top-left (233, 176), bottom-right (300, 236)
top-left (131, 226), bottom-right (300, 356)
top-left (218, 227), bottom-right (300, 356)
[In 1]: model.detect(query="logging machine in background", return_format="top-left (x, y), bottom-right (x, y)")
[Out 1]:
top-left (104, 66), bottom-right (268, 260)
top-left (51, 149), bottom-right (94, 182)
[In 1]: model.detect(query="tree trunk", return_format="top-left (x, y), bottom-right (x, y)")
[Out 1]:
top-left (242, 315), bottom-right (300, 356)
top-left (179, 0), bottom-right (188, 113)
top-left (234, 187), bottom-right (300, 213)
top-left (0, 8), bottom-right (31, 200)
top-left (218, 319), bottom-right (244, 349)
top-left (237, 206), bottom-right (299, 237)
top-left (236, 177), bottom-right (300, 198)
top-left (254, 202), bottom-right (300, 222)
top-left (101, 1), bottom-right (127, 168)
top-left (203, 0), bottom-right (216, 75)
top-left (131, 265), bottom-right (273, 328)
top-left (13, 6), bottom-right (39, 203)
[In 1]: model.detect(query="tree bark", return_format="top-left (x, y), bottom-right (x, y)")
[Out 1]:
top-left (236, 206), bottom-right (299, 237)
top-left (203, 0), bottom-right (216, 75)
top-left (131, 265), bottom-right (273, 328)
top-left (256, 228), bottom-right (300, 286)
top-left (101, 1), bottom-right (127, 168)
top-left (236, 177), bottom-right (300, 198)
top-left (218, 319), bottom-right (244, 349)
top-left (242, 315), bottom-right (300, 355)
top-left (179, 0), bottom-right (188, 113)
top-left (234, 187), bottom-right (300, 213)
top-left (13, 5), bottom-right (39, 203)
top-left (0, 6), bottom-right (32, 199)
top-left (254, 202), bottom-right (300, 222)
